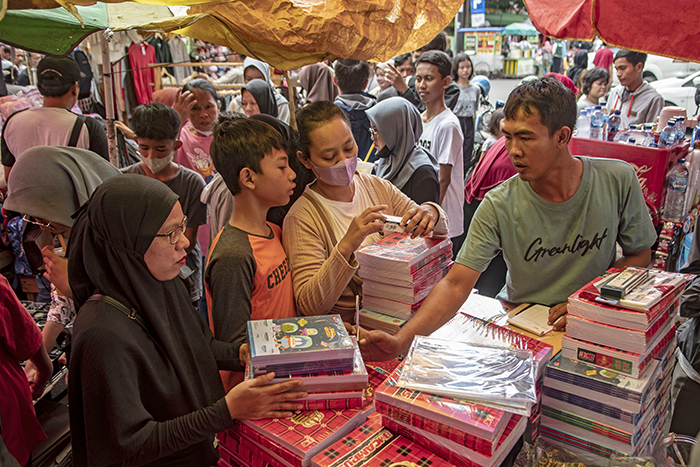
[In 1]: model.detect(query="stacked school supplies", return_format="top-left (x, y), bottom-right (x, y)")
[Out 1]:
top-left (563, 267), bottom-right (690, 378)
top-left (311, 413), bottom-right (457, 467)
top-left (247, 315), bottom-right (355, 377)
top-left (357, 233), bottom-right (452, 326)
top-left (540, 267), bottom-right (691, 462)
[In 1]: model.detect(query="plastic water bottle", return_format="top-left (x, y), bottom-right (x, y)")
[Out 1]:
top-left (614, 125), bottom-right (632, 143)
top-left (627, 138), bottom-right (637, 146)
top-left (659, 123), bottom-right (676, 149)
top-left (577, 109), bottom-right (590, 139)
top-left (641, 125), bottom-right (656, 147)
top-left (607, 110), bottom-right (621, 141)
top-left (677, 117), bottom-right (687, 141)
top-left (664, 159), bottom-right (689, 222)
top-left (589, 106), bottom-right (606, 141)
top-left (692, 125), bottom-right (700, 147)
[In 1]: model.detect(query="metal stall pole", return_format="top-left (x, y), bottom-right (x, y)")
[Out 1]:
top-left (101, 29), bottom-right (118, 167)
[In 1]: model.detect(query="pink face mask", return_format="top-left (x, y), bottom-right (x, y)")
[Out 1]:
top-left (312, 157), bottom-right (357, 187)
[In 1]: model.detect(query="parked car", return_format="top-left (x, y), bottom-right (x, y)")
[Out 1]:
top-left (651, 70), bottom-right (700, 114)
top-left (642, 55), bottom-right (700, 82)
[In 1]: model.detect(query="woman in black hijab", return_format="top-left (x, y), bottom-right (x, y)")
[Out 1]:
top-left (67, 175), bottom-right (304, 467)
top-left (241, 79), bottom-right (279, 117)
top-left (567, 50), bottom-right (589, 94)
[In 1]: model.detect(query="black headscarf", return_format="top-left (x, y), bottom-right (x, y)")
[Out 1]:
top-left (567, 50), bottom-right (589, 88)
top-left (68, 174), bottom-right (224, 441)
top-left (242, 79), bottom-right (279, 117)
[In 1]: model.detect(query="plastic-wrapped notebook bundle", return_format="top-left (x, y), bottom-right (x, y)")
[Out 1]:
top-left (358, 308), bottom-right (406, 335)
top-left (356, 232), bottom-right (451, 274)
top-left (247, 314), bottom-right (355, 377)
top-left (397, 336), bottom-right (537, 415)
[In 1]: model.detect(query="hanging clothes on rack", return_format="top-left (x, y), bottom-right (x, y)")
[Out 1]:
top-left (148, 36), bottom-right (174, 76)
top-left (127, 42), bottom-right (156, 105)
top-left (168, 36), bottom-right (193, 84)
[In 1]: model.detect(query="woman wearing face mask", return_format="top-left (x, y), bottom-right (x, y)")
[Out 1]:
top-left (282, 101), bottom-right (449, 322)
top-left (173, 79), bottom-right (221, 184)
top-left (3, 146), bottom-right (120, 382)
top-left (366, 97), bottom-right (440, 204)
top-left (240, 80), bottom-right (279, 118)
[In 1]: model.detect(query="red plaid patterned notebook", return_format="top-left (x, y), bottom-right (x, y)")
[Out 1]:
top-left (236, 407), bottom-right (368, 465)
top-left (219, 430), bottom-right (295, 467)
top-left (375, 363), bottom-right (510, 447)
top-left (312, 413), bottom-right (455, 467)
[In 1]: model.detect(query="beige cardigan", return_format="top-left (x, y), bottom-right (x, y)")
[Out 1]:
top-left (282, 172), bottom-right (449, 322)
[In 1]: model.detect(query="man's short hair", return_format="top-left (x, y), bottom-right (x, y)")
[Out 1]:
top-left (37, 57), bottom-right (81, 97)
top-left (394, 53), bottom-right (413, 68)
top-left (182, 78), bottom-right (218, 101)
top-left (581, 67), bottom-right (610, 95)
top-left (333, 59), bottom-right (370, 93)
top-left (415, 51), bottom-right (452, 79)
top-left (504, 76), bottom-right (577, 139)
top-left (210, 118), bottom-right (286, 196)
top-left (614, 50), bottom-right (647, 67)
top-left (417, 32), bottom-right (447, 52)
top-left (131, 103), bottom-right (181, 141)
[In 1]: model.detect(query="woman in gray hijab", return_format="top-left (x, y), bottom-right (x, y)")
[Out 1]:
top-left (366, 97), bottom-right (440, 204)
top-left (3, 145), bottom-right (121, 374)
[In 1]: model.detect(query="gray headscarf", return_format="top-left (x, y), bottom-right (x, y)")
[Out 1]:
top-left (243, 57), bottom-right (272, 86)
top-left (366, 97), bottom-right (439, 189)
top-left (4, 146), bottom-right (121, 227)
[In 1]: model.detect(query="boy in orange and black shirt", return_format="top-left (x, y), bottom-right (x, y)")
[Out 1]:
top-left (206, 118), bottom-right (297, 391)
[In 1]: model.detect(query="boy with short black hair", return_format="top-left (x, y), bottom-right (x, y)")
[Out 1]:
top-left (207, 118), bottom-right (297, 390)
top-left (333, 59), bottom-right (377, 163)
top-left (415, 51), bottom-right (465, 252)
top-left (123, 103), bottom-right (207, 307)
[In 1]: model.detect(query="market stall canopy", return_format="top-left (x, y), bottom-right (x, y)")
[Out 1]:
top-left (117, 0), bottom-right (463, 70)
top-left (5, 0), bottom-right (463, 70)
top-left (0, 3), bottom-right (174, 56)
top-left (525, 0), bottom-right (700, 63)
top-left (501, 21), bottom-right (538, 36)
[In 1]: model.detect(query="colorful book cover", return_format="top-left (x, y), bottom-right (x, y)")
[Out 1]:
top-left (292, 392), bottom-right (365, 411)
top-left (359, 309), bottom-right (406, 335)
top-left (362, 261), bottom-right (452, 304)
top-left (375, 363), bottom-right (510, 444)
top-left (359, 250), bottom-right (452, 286)
top-left (311, 413), bottom-right (455, 467)
top-left (566, 308), bottom-right (677, 354)
top-left (540, 424), bottom-right (627, 459)
top-left (545, 353), bottom-right (660, 405)
top-left (248, 315), bottom-right (355, 372)
top-left (236, 407), bottom-right (368, 464)
top-left (382, 413), bottom-right (526, 467)
top-left (356, 233), bottom-right (452, 273)
top-left (560, 322), bottom-right (675, 379)
top-left (245, 342), bottom-right (367, 393)
top-left (219, 439), bottom-right (290, 467)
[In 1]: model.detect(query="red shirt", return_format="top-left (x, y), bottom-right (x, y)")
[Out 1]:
top-left (0, 275), bottom-right (46, 465)
top-left (594, 47), bottom-right (614, 71)
top-left (464, 137), bottom-right (517, 203)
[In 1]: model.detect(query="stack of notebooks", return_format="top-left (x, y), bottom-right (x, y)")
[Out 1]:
top-left (375, 362), bottom-right (527, 467)
top-left (430, 302), bottom-right (554, 442)
top-left (540, 267), bottom-right (692, 461)
top-left (311, 412), bottom-right (457, 466)
top-left (218, 315), bottom-right (372, 466)
top-left (563, 267), bottom-right (689, 378)
top-left (357, 233), bottom-right (452, 332)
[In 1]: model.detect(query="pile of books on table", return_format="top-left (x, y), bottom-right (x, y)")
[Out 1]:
top-left (540, 267), bottom-right (692, 462)
top-left (217, 315), bottom-right (371, 467)
top-left (357, 233), bottom-right (452, 334)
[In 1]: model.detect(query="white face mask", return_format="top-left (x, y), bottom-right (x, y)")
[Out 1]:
top-left (142, 151), bottom-right (174, 174)
top-left (197, 130), bottom-right (213, 137)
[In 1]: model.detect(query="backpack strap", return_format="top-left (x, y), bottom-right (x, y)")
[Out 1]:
top-left (68, 114), bottom-right (87, 147)
top-left (87, 293), bottom-right (154, 338)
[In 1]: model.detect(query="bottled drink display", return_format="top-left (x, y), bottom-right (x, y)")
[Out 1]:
top-left (576, 109), bottom-right (590, 139)
top-left (659, 123), bottom-right (676, 149)
top-left (607, 110), bottom-right (621, 141)
top-left (664, 159), bottom-right (689, 223)
top-left (589, 106), bottom-right (606, 141)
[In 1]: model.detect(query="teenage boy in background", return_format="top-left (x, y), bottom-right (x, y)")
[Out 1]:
top-left (333, 59), bottom-right (378, 164)
top-left (123, 103), bottom-right (207, 309)
top-left (207, 118), bottom-right (298, 391)
top-left (606, 50), bottom-right (664, 128)
top-left (415, 51), bottom-right (465, 254)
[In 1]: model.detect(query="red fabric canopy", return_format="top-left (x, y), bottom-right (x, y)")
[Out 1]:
top-left (525, 0), bottom-right (700, 63)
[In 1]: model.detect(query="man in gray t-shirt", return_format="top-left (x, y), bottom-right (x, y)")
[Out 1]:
top-left (360, 77), bottom-right (656, 361)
